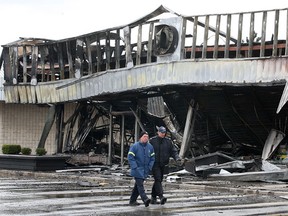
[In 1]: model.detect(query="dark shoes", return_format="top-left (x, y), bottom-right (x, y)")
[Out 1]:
top-left (144, 198), bottom-right (151, 207)
top-left (160, 196), bottom-right (167, 205)
top-left (129, 199), bottom-right (151, 207)
top-left (129, 201), bottom-right (140, 206)
top-left (151, 197), bottom-right (158, 204)
top-left (151, 196), bottom-right (167, 205)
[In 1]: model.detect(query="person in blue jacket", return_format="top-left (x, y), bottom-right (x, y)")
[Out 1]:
top-left (128, 131), bottom-right (155, 207)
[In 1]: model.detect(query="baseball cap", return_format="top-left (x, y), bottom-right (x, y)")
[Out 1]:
top-left (158, 126), bottom-right (166, 133)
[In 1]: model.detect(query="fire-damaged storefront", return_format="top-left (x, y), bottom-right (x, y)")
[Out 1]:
top-left (1, 6), bottom-right (288, 180)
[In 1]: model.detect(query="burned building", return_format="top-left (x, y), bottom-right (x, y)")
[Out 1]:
top-left (1, 5), bottom-right (288, 165)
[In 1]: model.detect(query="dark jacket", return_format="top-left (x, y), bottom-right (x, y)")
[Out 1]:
top-left (128, 141), bottom-right (155, 179)
top-left (149, 136), bottom-right (180, 166)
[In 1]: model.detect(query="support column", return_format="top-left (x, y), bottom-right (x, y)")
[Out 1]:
top-left (134, 107), bottom-right (141, 142)
top-left (55, 104), bottom-right (64, 153)
top-left (108, 105), bottom-right (113, 165)
top-left (179, 100), bottom-right (195, 158)
top-left (38, 105), bottom-right (56, 149)
top-left (121, 115), bottom-right (125, 166)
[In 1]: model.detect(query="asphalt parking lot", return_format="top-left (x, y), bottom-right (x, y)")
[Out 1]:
top-left (1, 169), bottom-right (288, 215)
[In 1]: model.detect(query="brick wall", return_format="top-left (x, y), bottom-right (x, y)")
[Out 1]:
top-left (0, 102), bottom-right (77, 155)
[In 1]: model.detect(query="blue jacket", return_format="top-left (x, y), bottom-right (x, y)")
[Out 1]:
top-left (128, 141), bottom-right (155, 179)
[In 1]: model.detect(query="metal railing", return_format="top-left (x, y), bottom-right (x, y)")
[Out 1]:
top-left (1, 7), bottom-right (287, 85)
top-left (183, 8), bottom-right (288, 59)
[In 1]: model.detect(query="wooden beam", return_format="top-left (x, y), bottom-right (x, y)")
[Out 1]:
top-left (57, 43), bottom-right (65, 79)
top-left (147, 22), bottom-right (154, 63)
top-left (236, 13), bottom-right (243, 58)
top-left (105, 31), bottom-right (111, 70)
top-left (123, 26), bottom-right (133, 68)
top-left (202, 15), bottom-right (209, 59)
top-left (248, 12), bottom-right (255, 57)
top-left (272, 10), bottom-right (279, 57)
top-left (66, 41), bottom-right (74, 78)
top-left (213, 15), bottom-right (221, 59)
top-left (115, 29), bottom-right (121, 69)
top-left (260, 11), bottom-right (267, 57)
top-left (136, 24), bottom-right (142, 65)
top-left (224, 14), bottom-right (231, 58)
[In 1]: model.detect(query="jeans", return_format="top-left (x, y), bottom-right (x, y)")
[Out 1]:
top-left (130, 178), bottom-right (148, 202)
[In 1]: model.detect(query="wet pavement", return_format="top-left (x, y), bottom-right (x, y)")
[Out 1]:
top-left (1, 170), bottom-right (288, 215)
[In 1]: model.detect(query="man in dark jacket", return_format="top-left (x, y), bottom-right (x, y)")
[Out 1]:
top-left (149, 126), bottom-right (181, 205)
top-left (128, 131), bottom-right (155, 207)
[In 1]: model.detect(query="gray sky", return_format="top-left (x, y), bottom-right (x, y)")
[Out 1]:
top-left (0, 0), bottom-right (287, 47)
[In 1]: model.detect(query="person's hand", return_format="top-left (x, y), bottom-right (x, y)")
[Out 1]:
top-left (176, 158), bottom-right (185, 166)
top-left (177, 158), bottom-right (188, 166)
